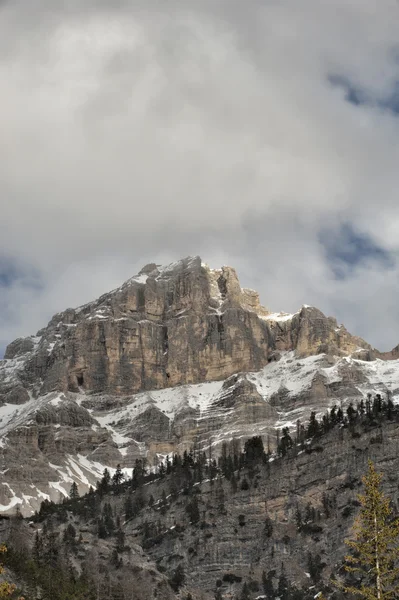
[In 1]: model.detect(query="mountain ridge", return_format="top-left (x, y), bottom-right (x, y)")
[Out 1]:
top-left (0, 255), bottom-right (398, 516)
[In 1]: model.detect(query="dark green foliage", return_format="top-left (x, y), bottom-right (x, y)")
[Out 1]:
top-left (115, 529), bottom-right (125, 552)
top-left (112, 464), bottom-right (124, 490)
top-left (62, 523), bottom-right (76, 548)
top-left (239, 581), bottom-right (250, 600)
top-left (69, 481), bottom-right (79, 500)
top-left (97, 468), bottom-right (111, 495)
top-left (98, 502), bottom-right (115, 538)
top-left (169, 563), bottom-right (185, 591)
top-left (124, 493), bottom-right (134, 520)
top-left (307, 412), bottom-right (321, 438)
top-left (342, 505), bottom-right (355, 518)
top-left (262, 569), bottom-right (275, 599)
top-left (278, 564), bottom-right (290, 600)
top-left (186, 496), bottom-right (200, 524)
top-left (264, 516), bottom-right (273, 538)
top-left (338, 461), bottom-right (399, 599)
top-left (244, 436), bottom-right (265, 464)
top-left (307, 551), bottom-right (325, 583)
top-left (132, 458), bottom-right (146, 485)
top-left (278, 427), bottom-right (293, 456)
top-left (4, 536), bottom-right (96, 600)
top-left (10, 413), bottom-right (399, 600)
top-left (223, 573), bottom-right (242, 584)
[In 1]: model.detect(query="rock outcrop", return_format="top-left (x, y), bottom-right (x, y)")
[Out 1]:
top-left (0, 257), bottom-right (372, 402)
top-left (0, 256), bottom-right (398, 515)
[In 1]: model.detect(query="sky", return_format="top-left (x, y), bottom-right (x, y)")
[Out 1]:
top-left (1, 0), bottom-right (399, 357)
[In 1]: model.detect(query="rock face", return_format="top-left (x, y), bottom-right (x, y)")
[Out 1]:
top-left (2, 257), bottom-right (273, 396)
top-left (1, 257), bottom-right (372, 401)
top-left (0, 256), bottom-right (398, 515)
top-left (123, 421), bottom-right (399, 599)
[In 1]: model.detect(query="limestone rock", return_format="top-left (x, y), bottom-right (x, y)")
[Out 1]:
top-left (3, 386), bottom-right (30, 405)
top-left (1, 258), bottom-right (373, 402)
top-left (0, 256), bottom-right (397, 515)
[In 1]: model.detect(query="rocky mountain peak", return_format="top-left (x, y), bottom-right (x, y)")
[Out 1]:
top-left (1, 256), bottom-right (374, 401)
top-left (0, 256), bottom-right (397, 515)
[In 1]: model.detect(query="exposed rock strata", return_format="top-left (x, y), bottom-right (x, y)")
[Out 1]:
top-left (0, 256), bottom-right (398, 515)
top-left (1, 257), bottom-right (373, 402)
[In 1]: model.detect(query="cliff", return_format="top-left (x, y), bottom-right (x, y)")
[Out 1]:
top-left (0, 256), bottom-right (397, 515)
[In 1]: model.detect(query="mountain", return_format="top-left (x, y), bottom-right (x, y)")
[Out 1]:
top-left (3, 393), bottom-right (399, 600)
top-left (1, 255), bottom-right (398, 516)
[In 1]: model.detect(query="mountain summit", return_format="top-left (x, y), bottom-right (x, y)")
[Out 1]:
top-left (1, 256), bottom-right (374, 398)
top-left (0, 256), bottom-right (398, 514)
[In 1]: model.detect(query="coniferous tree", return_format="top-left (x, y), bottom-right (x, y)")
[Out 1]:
top-left (262, 570), bottom-right (275, 599)
top-left (264, 516), bottom-right (273, 538)
top-left (124, 494), bottom-right (134, 520)
top-left (0, 545), bottom-right (21, 598)
top-left (278, 563), bottom-right (290, 600)
top-left (231, 473), bottom-right (238, 494)
top-left (278, 428), bottom-right (293, 456)
top-left (338, 460), bottom-right (399, 599)
top-left (295, 507), bottom-right (303, 532)
top-left (186, 496), bottom-right (200, 524)
top-left (98, 468), bottom-right (111, 495)
top-left (69, 481), bottom-right (79, 500)
top-left (240, 581), bottom-right (250, 600)
top-left (170, 564), bottom-right (185, 591)
top-left (307, 412), bottom-right (320, 438)
top-left (63, 523), bottom-right (77, 546)
top-left (112, 464), bottom-right (124, 489)
top-left (102, 503), bottom-right (115, 536)
top-left (244, 436), bottom-right (264, 463)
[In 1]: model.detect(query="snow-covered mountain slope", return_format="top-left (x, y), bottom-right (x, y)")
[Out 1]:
top-left (1, 348), bottom-right (399, 515)
top-left (1, 256), bottom-right (398, 515)
top-left (0, 256), bottom-right (376, 400)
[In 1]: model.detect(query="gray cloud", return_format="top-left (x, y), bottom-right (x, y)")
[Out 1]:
top-left (1, 0), bottom-right (399, 354)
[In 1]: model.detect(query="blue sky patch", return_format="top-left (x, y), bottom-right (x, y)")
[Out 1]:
top-left (319, 222), bottom-right (394, 280)
top-left (329, 73), bottom-right (399, 115)
top-left (0, 256), bottom-right (43, 291)
top-left (328, 74), bottom-right (367, 107)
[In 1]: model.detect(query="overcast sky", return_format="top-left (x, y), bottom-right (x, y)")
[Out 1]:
top-left (1, 0), bottom-right (399, 356)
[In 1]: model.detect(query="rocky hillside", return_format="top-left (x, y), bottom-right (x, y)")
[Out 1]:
top-left (0, 256), bottom-right (398, 515)
top-left (2, 408), bottom-right (399, 600)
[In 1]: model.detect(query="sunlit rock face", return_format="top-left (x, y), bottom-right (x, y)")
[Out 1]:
top-left (1, 256), bottom-right (397, 515)
top-left (1, 256), bottom-right (371, 399)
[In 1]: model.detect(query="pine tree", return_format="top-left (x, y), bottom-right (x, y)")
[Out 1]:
top-left (169, 564), bottom-right (185, 592)
top-left (240, 581), bottom-right (250, 600)
top-left (278, 563), bottom-right (290, 600)
top-left (69, 481), bottom-right (79, 500)
top-left (112, 464), bottom-right (124, 488)
top-left (185, 496), bottom-right (200, 524)
top-left (339, 460), bottom-right (399, 599)
top-left (124, 494), bottom-right (134, 520)
top-left (262, 570), bottom-right (275, 599)
top-left (0, 545), bottom-right (22, 599)
top-left (98, 468), bottom-right (111, 494)
top-left (103, 502), bottom-right (115, 536)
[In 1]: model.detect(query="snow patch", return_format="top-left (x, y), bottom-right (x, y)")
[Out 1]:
top-left (260, 312), bottom-right (296, 323)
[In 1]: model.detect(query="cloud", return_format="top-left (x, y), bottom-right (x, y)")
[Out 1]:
top-left (319, 222), bottom-right (395, 280)
top-left (1, 0), bottom-right (399, 354)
